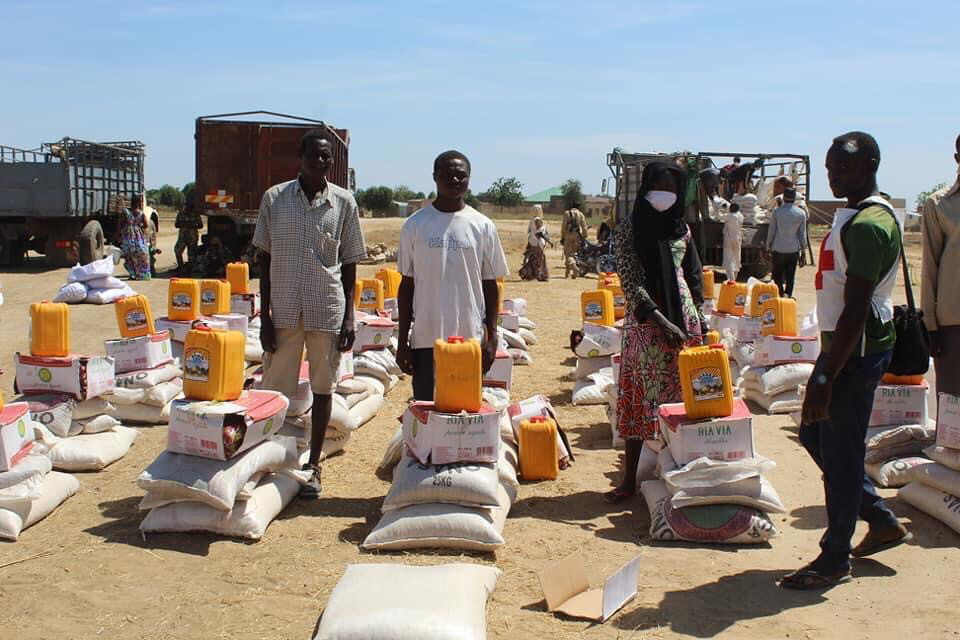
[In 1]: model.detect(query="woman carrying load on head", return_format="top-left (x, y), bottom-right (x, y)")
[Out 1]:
top-left (519, 214), bottom-right (552, 281)
top-left (606, 161), bottom-right (706, 503)
top-left (119, 194), bottom-right (152, 280)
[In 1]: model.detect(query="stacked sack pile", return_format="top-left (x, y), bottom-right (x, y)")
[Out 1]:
top-left (794, 368), bottom-right (935, 488)
top-left (709, 277), bottom-right (820, 414)
top-left (363, 336), bottom-right (516, 552)
top-left (897, 392), bottom-right (960, 534)
top-left (52, 256), bottom-right (136, 305)
top-left (14, 302), bottom-right (138, 473)
top-left (137, 315), bottom-right (299, 540)
top-left (103, 293), bottom-right (183, 426)
top-left (571, 274), bottom-right (621, 408)
top-left (0, 396), bottom-right (79, 541)
top-left (497, 288), bottom-right (538, 366)
top-left (364, 332), bottom-right (570, 553)
top-left (637, 342), bottom-right (785, 544)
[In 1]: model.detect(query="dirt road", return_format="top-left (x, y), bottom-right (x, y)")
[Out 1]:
top-left (0, 218), bottom-right (955, 640)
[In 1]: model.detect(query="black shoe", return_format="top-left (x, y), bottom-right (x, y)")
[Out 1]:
top-left (299, 463), bottom-right (322, 498)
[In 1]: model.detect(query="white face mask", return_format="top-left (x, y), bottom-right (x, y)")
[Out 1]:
top-left (646, 190), bottom-right (678, 212)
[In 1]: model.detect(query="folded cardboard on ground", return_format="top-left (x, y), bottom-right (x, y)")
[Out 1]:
top-left (538, 553), bottom-right (641, 622)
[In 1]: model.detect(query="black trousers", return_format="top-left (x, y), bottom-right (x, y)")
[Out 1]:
top-left (771, 251), bottom-right (800, 297)
top-left (411, 348), bottom-right (434, 401)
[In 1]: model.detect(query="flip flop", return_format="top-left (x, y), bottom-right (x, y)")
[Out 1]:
top-left (779, 565), bottom-right (851, 590)
top-left (603, 487), bottom-right (635, 504)
top-left (852, 531), bottom-right (913, 558)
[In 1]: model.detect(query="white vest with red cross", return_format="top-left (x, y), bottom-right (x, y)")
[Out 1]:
top-left (815, 196), bottom-right (902, 335)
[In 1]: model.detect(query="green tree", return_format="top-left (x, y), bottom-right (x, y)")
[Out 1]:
top-left (561, 178), bottom-right (586, 210)
top-left (182, 181), bottom-right (196, 206)
top-left (465, 189), bottom-right (480, 208)
top-left (359, 185), bottom-right (394, 212)
top-left (147, 185), bottom-right (184, 208)
top-left (393, 185), bottom-right (419, 201)
top-left (428, 191), bottom-right (436, 199)
top-left (484, 177), bottom-right (525, 207)
top-left (916, 182), bottom-right (947, 210)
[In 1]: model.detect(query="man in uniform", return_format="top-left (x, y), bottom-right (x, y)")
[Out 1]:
top-left (561, 207), bottom-right (586, 278)
top-left (173, 200), bottom-right (203, 273)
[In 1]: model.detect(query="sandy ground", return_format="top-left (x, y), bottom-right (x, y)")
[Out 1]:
top-left (0, 218), bottom-right (956, 640)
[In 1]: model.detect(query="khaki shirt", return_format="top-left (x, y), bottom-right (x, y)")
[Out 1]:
top-left (922, 179), bottom-right (960, 330)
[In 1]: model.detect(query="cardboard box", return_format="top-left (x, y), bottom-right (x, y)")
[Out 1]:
top-left (212, 313), bottom-right (249, 334)
top-left (575, 323), bottom-right (621, 358)
top-left (0, 403), bottom-right (34, 472)
top-left (354, 316), bottom-right (396, 352)
top-left (383, 297), bottom-right (399, 321)
top-left (870, 382), bottom-right (929, 427)
top-left (503, 298), bottom-right (527, 317)
top-left (753, 335), bottom-right (820, 367)
top-left (155, 317), bottom-right (193, 343)
top-left (936, 393), bottom-right (960, 449)
top-left (155, 316), bottom-right (229, 343)
top-left (401, 402), bottom-right (501, 465)
top-left (658, 399), bottom-right (755, 465)
top-left (497, 311), bottom-right (520, 332)
top-left (711, 312), bottom-right (740, 335)
top-left (15, 353), bottom-right (115, 401)
top-left (167, 390), bottom-right (289, 461)
top-left (104, 332), bottom-right (174, 374)
top-left (538, 554), bottom-right (642, 622)
top-left (736, 316), bottom-right (763, 343)
top-left (482, 350), bottom-right (513, 390)
top-left (507, 395), bottom-right (571, 463)
top-left (230, 293), bottom-right (261, 319)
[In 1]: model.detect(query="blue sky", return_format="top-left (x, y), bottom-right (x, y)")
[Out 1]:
top-left (2, 1), bottom-right (957, 206)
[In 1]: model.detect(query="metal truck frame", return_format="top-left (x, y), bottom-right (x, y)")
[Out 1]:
top-left (194, 111), bottom-right (351, 273)
top-left (0, 138), bottom-right (150, 267)
top-left (606, 149), bottom-right (813, 279)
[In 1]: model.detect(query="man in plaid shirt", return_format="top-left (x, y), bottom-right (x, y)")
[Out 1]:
top-left (253, 128), bottom-right (366, 498)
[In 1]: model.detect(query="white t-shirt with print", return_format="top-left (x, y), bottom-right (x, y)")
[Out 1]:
top-left (398, 204), bottom-right (510, 349)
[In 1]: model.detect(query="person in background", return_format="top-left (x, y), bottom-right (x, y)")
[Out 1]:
top-left (396, 150), bottom-right (510, 401)
top-left (922, 133), bottom-right (960, 398)
top-left (597, 213), bottom-right (613, 244)
top-left (173, 199), bottom-right (203, 273)
top-left (766, 187), bottom-right (808, 297)
top-left (119, 194), bottom-right (152, 280)
top-left (254, 128), bottom-right (366, 499)
top-left (520, 216), bottom-right (552, 281)
top-left (783, 132), bottom-right (910, 590)
top-left (723, 202), bottom-right (743, 282)
top-left (606, 161), bottom-right (705, 503)
top-left (561, 206), bottom-right (587, 278)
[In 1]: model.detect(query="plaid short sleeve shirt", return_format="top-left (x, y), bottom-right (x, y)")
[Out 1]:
top-left (253, 178), bottom-right (367, 332)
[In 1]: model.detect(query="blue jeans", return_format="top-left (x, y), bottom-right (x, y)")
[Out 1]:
top-left (411, 348), bottom-right (434, 402)
top-left (799, 349), bottom-right (899, 570)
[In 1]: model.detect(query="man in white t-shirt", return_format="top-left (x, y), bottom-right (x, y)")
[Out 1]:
top-left (396, 150), bottom-right (511, 400)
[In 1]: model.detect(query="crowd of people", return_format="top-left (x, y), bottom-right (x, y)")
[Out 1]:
top-left (208, 126), bottom-right (959, 590)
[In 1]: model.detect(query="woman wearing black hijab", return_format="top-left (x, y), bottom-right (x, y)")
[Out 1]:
top-left (606, 160), bottom-right (706, 503)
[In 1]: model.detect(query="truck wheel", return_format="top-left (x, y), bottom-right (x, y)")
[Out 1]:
top-left (0, 235), bottom-right (26, 267)
top-left (79, 220), bottom-right (105, 265)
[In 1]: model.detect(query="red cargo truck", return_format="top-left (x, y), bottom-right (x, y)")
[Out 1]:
top-left (194, 111), bottom-right (351, 272)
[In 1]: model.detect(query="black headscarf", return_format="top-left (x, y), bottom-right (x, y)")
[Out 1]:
top-left (631, 161), bottom-right (694, 330)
